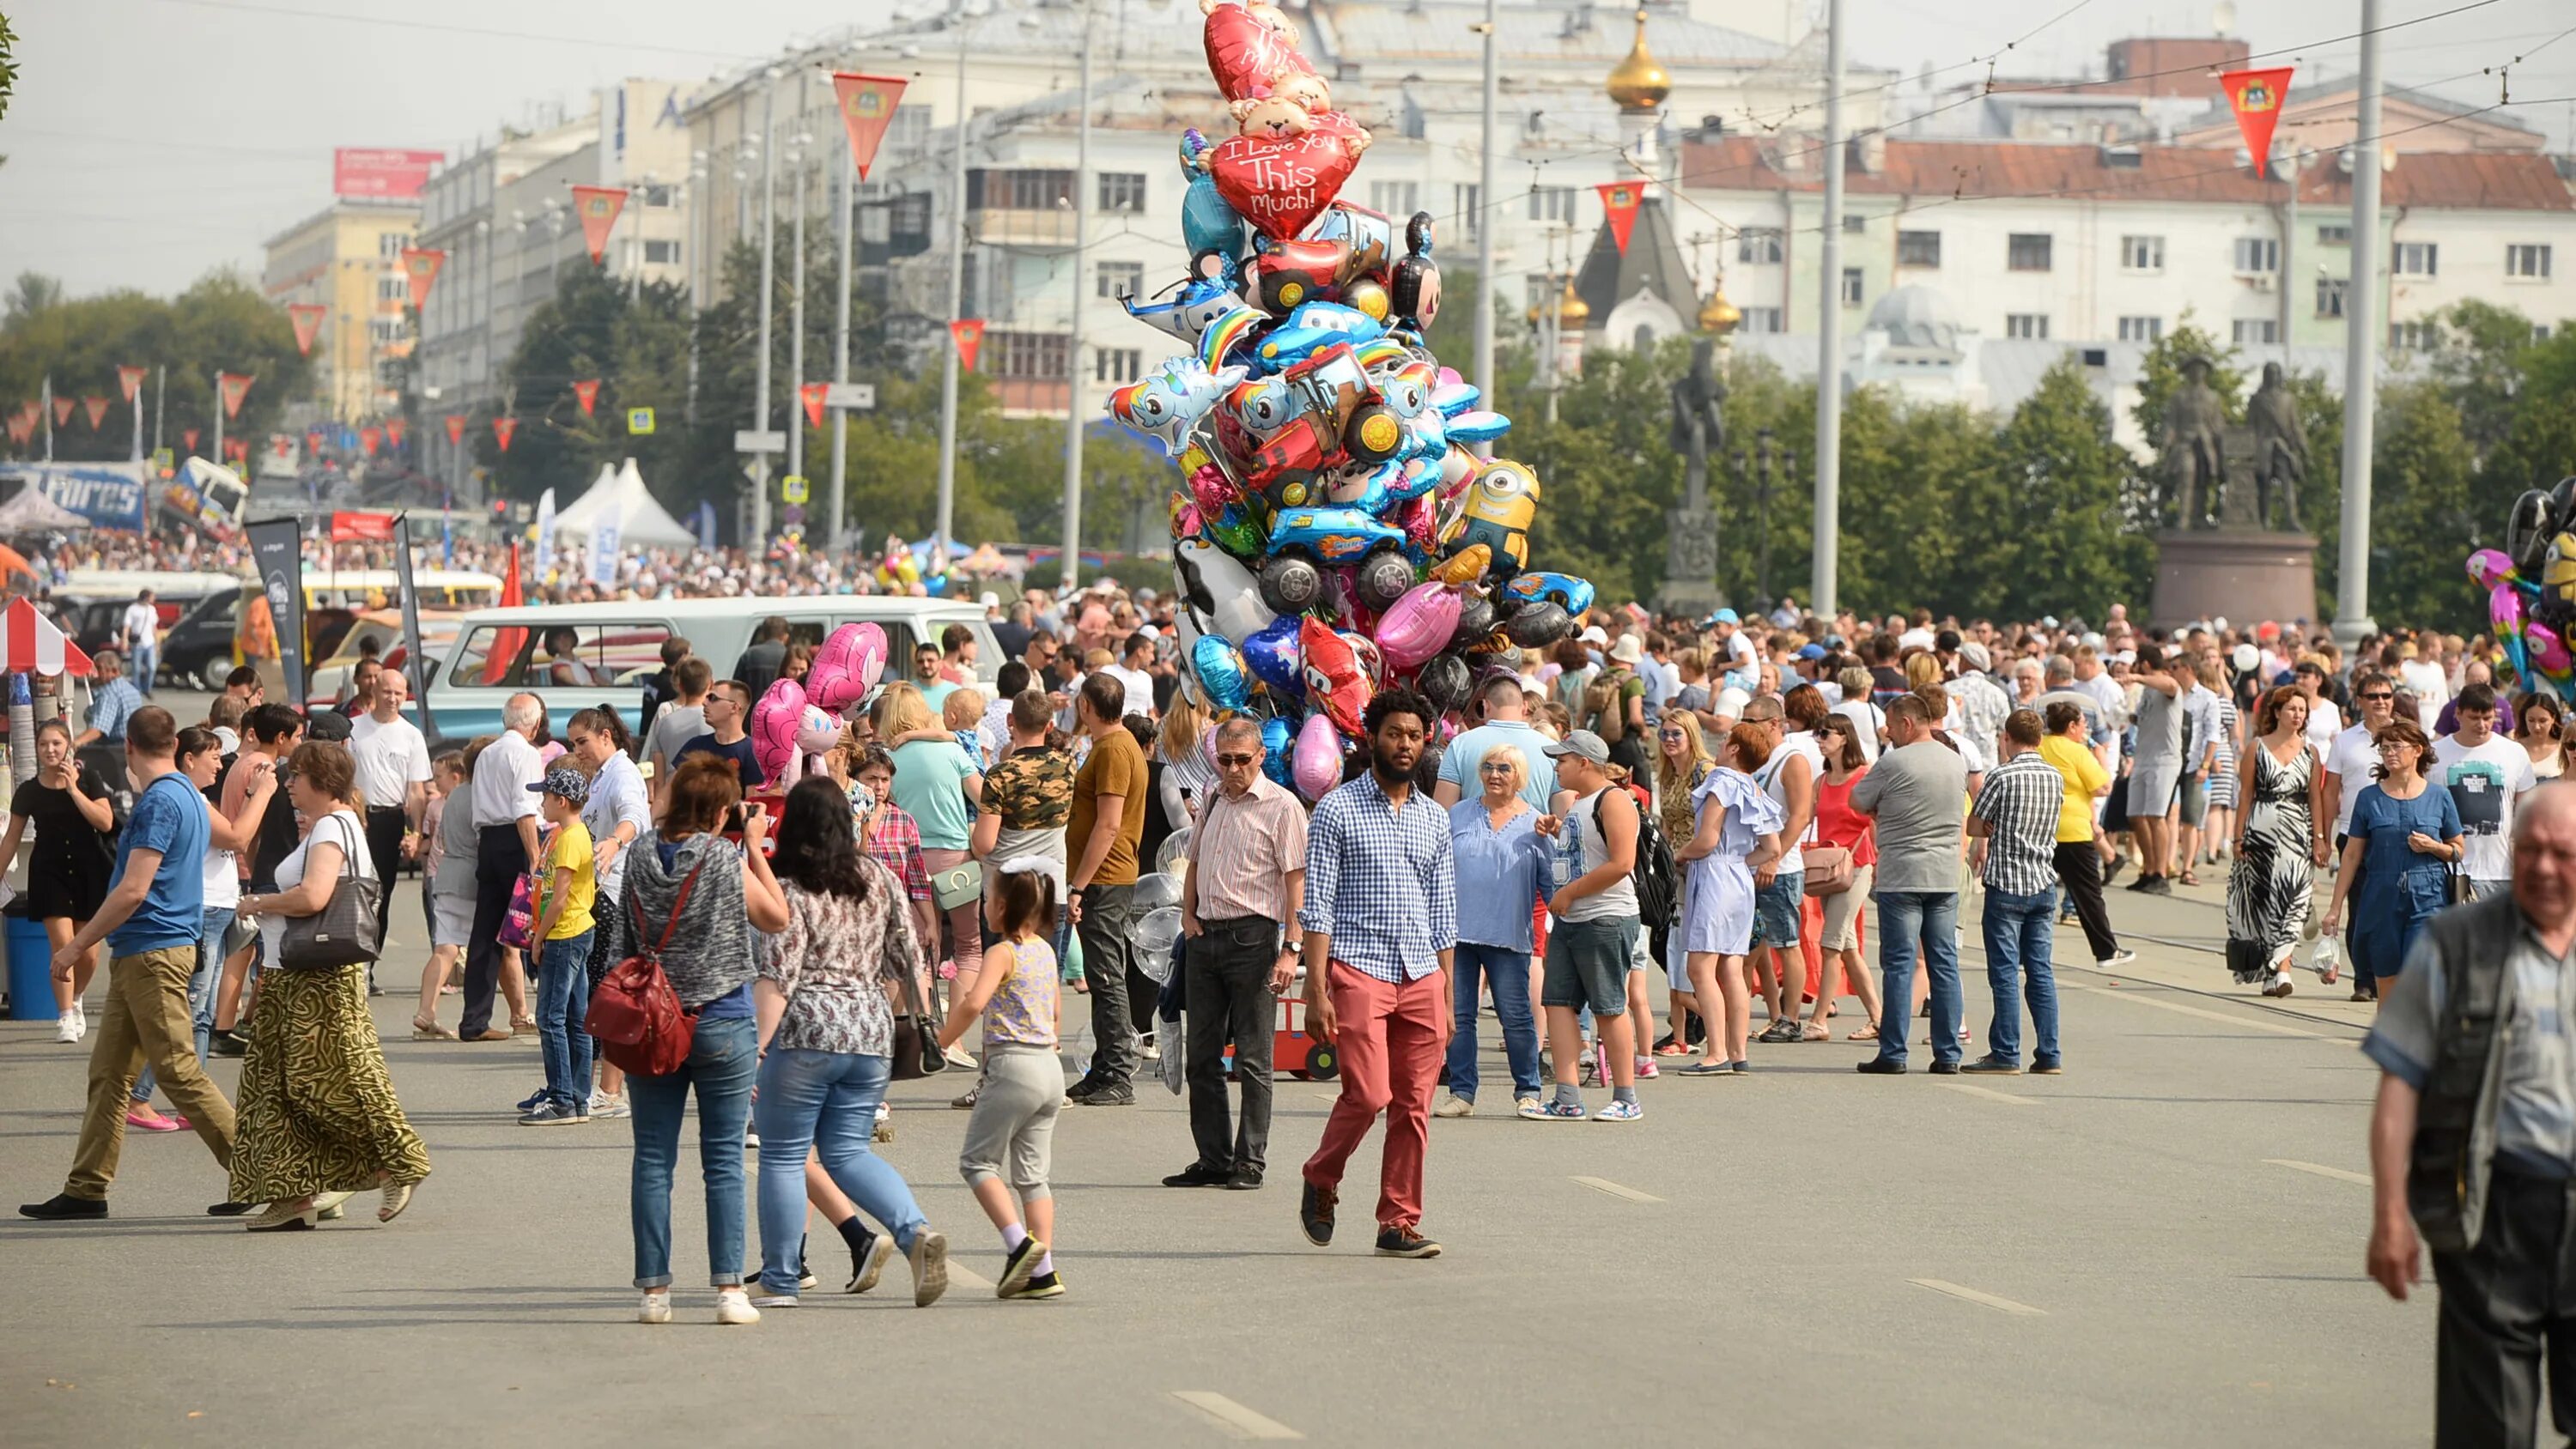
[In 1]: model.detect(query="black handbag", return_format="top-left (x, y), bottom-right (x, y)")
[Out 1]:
top-left (278, 815), bottom-right (383, 969)
top-left (888, 962), bottom-right (947, 1082)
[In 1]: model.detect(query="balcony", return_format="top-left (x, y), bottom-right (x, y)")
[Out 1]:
top-left (967, 207), bottom-right (1079, 250)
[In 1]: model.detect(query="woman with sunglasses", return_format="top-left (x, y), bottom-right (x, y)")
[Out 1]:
top-left (1436, 745), bottom-right (1549, 1118)
top-left (1650, 713), bottom-right (1714, 1056)
top-left (2319, 717), bottom-right (2464, 1006)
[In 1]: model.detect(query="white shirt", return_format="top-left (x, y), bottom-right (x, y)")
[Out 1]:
top-left (2324, 721), bottom-right (2383, 837)
top-left (349, 712), bottom-right (433, 811)
top-left (1104, 664), bottom-right (1156, 720)
top-left (2302, 697), bottom-right (2342, 753)
top-left (1753, 731), bottom-right (1822, 873)
top-left (2398, 658), bottom-right (2448, 731)
top-left (2076, 671), bottom-right (2128, 731)
top-left (120, 601), bottom-right (157, 648)
top-left (471, 730), bottom-right (543, 828)
top-left (1832, 699), bottom-right (1882, 763)
top-left (2433, 732), bottom-right (2537, 882)
top-left (1899, 627), bottom-right (1935, 652)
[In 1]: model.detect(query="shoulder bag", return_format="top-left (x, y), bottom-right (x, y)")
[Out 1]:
top-left (1802, 845), bottom-right (1856, 897)
top-left (930, 859), bottom-right (984, 912)
top-left (888, 959), bottom-right (948, 1081)
top-left (278, 815), bottom-right (384, 969)
top-left (586, 858), bottom-right (707, 1077)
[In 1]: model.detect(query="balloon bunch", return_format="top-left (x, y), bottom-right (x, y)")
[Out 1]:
top-left (2473, 476), bottom-right (2576, 699)
top-left (1109, 0), bottom-right (1594, 797)
top-left (873, 535), bottom-right (952, 597)
top-left (750, 621), bottom-right (890, 785)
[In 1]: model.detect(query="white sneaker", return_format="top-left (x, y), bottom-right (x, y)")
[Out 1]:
top-left (53, 1014), bottom-right (78, 1044)
top-left (714, 1288), bottom-right (761, 1325)
top-left (592, 1095), bottom-right (630, 1120)
top-left (1433, 1093), bottom-right (1473, 1119)
top-left (748, 1292), bottom-right (799, 1309)
top-left (943, 1043), bottom-right (977, 1070)
top-left (68, 1000), bottom-right (87, 1041)
top-left (1139, 1036), bottom-right (1160, 1063)
top-left (2096, 949), bottom-right (2137, 968)
top-left (637, 1291), bottom-right (671, 1325)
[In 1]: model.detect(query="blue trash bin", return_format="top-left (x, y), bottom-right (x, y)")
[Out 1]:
top-left (8, 909), bottom-right (58, 1021)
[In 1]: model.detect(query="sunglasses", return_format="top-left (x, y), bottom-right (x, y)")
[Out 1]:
top-left (2358, 692), bottom-right (2395, 702)
top-left (1215, 753), bottom-right (1259, 767)
top-left (1478, 761), bottom-right (1516, 774)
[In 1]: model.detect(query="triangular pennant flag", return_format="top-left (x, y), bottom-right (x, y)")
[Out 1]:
top-left (115, 366), bottom-right (147, 403)
top-left (572, 379), bottom-right (601, 417)
top-left (272, 436), bottom-right (292, 458)
top-left (1596, 181), bottom-right (1643, 254)
top-left (183, 427), bottom-right (201, 452)
top-left (2220, 67), bottom-right (2295, 178)
top-left (225, 437), bottom-right (248, 462)
top-left (52, 397), bottom-right (75, 427)
top-left (6, 415), bottom-right (27, 446)
top-left (399, 248), bottom-right (447, 311)
top-left (288, 303), bottom-right (327, 356)
top-left (81, 397), bottom-right (107, 429)
top-left (444, 415), bottom-right (465, 446)
top-left (306, 428), bottom-right (327, 455)
top-left (829, 73), bottom-right (909, 181)
top-left (217, 373), bottom-right (254, 419)
top-left (491, 417), bottom-right (518, 452)
top-left (386, 417), bottom-right (406, 447)
top-left (951, 318), bottom-right (987, 372)
top-left (360, 426), bottom-right (383, 457)
top-left (799, 381), bottom-right (829, 430)
top-left (569, 185), bottom-right (629, 264)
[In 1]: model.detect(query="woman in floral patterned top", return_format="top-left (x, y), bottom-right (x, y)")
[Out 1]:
top-left (748, 777), bottom-right (950, 1311)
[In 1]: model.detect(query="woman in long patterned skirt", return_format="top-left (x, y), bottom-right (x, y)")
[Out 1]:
top-left (2226, 688), bottom-right (2328, 998)
top-left (231, 743), bottom-right (432, 1230)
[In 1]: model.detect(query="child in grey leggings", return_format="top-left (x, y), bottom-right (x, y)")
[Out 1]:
top-left (939, 859), bottom-right (1065, 1300)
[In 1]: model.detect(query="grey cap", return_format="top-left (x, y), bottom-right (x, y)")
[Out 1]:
top-left (1543, 730), bottom-right (1610, 764)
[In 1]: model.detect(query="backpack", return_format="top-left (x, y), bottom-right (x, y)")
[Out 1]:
top-left (1592, 788), bottom-right (1679, 930)
top-left (585, 857), bottom-right (707, 1077)
top-left (1585, 668), bottom-right (1634, 745)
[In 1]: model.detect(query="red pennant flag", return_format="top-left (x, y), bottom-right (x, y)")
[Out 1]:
top-left (271, 436), bottom-right (292, 458)
top-left (444, 415), bottom-right (465, 446)
top-left (385, 417), bottom-right (406, 447)
top-left (288, 303), bottom-right (327, 356)
top-left (491, 417), bottom-right (518, 452)
top-left (572, 379), bottom-right (601, 417)
top-left (829, 73), bottom-right (910, 181)
top-left (360, 425), bottom-right (383, 457)
top-left (217, 373), bottom-right (254, 419)
top-left (569, 185), bottom-right (629, 265)
top-left (306, 428), bottom-right (327, 455)
top-left (799, 381), bottom-right (829, 429)
top-left (184, 427), bottom-right (201, 452)
top-left (399, 248), bottom-right (446, 311)
top-left (116, 366), bottom-right (147, 403)
top-left (81, 396), bottom-right (108, 429)
top-left (225, 438), bottom-right (248, 463)
top-left (52, 397), bottom-right (75, 427)
top-left (1596, 181), bottom-right (1643, 254)
top-left (951, 318), bottom-right (987, 372)
top-left (2221, 67), bottom-right (2295, 178)
top-left (6, 415), bottom-right (27, 446)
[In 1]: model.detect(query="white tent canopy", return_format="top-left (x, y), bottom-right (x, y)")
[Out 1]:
top-left (551, 458), bottom-right (694, 548)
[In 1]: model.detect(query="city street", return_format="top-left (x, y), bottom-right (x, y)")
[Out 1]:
top-left (0, 863), bottom-right (2433, 1448)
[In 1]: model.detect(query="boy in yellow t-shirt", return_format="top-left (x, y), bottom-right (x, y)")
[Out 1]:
top-left (522, 766), bottom-right (598, 1126)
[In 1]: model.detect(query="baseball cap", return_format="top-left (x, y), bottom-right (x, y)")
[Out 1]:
top-left (1543, 730), bottom-right (1611, 764)
top-left (1710, 608), bottom-right (1741, 626)
top-left (527, 765), bottom-right (591, 805)
top-left (1579, 625), bottom-right (1609, 647)
top-left (979, 591), bottom-right (1002, 609)
top-left (1794, 643), bottom-right (1827, 661)
top-left (304, 710), bottom-right (351, 743)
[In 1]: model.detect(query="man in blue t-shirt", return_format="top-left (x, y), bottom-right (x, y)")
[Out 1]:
top-left (672, 679), bottom-right (767, 788)
top-left (21, 706), bottom-right (235, 1221)
top-left (1432, 675), bottom-right (1564, 814)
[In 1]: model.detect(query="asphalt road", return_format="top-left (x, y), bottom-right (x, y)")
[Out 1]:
top-left (0, 840), bottom-right (2445, 1447)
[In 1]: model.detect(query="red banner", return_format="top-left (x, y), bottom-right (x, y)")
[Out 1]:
top-left (1596, 181), bottom-right (1644, 255)
top-left (288, 303), bottom-right (327, 356)
top-left (799, 381), bottom-right (829, 429)
top-left (491, 417), bottom-right (518, 452)
top-left (184, 427), bottom-right (200, 452)
top-left (572, 379), bottom-right (601, 417)
top-left (385, 417), bottom-right (406, 447)
top-left (116, 366), bottom-right (147, 403)
top-left (332, 147), bottom-right (444, 199)
top-left (569, 185), bottom-right (629, 265)
top-left (331, 511), bottom-right (397, 543)
top-left (829, 73), bottom-right (910, 181)
top-left (360, 425), bottom-right (383, 457)
top-left (2221, 67), bottom-right (2295, 178)
top-left (951, 318), bottom-right (987, 372)
top-left (444, 415), bottom-right (465, 446)
top-left (306, 428), bottom-right (327, 455)
top-left (217, 373), bottom-right (254, 419)
top-left (52, 397), bottom-right (74, 427)
top-left (399, 248), bottom-right (446, 312)
top-left (81, 397), bottom-right (107, 430)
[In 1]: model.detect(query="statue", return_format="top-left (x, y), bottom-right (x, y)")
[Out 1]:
top-left (2245, 361), bottom-right (2309, 532)
top-left (1658, 338), bottom-right (1727, 616)
top-left (2158, 355), bottom-right (2229, 530)
top-left (1669, 337), bottom-right (1726, 467)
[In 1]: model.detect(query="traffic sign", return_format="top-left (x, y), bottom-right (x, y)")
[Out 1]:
top-left (781, 475), bottom-right (810, 505)
top-left (823, 382), bottom-right (876, 410)
top-left (781, 503), bottom-right (806, 526)
top-left (627, 407), bottom-right (656, 435)
top-left (733, 428), bottom-right (786, 453)
top-left (150, 447), bottom-right (174, 470)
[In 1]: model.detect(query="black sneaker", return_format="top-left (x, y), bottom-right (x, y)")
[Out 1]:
top-left (1298, 1179), bottom-right (1336, 1246)
top-left (207, 1200), bottom-right (258, 1216)
top-left (996, 1235), bottom-right (1046, 1298)
top-left (18, 1192), bottom-right (105, 1221)
top-left (1162, 1162), bottom-right (1230, 1188)
top-left (1064, 1078), bottom-right (1099, 1105)
top-left (1226, 1167), bottom-right (1264, 1191)
top-left (1960, 1056), bottom-right (2021, 1075)
top-left (847, 1229), bottom-right (894, 1294)
top-left (210, 1028), bottom-right (247, 1058)
top-left (1007, 1270), bottom-right (1066, 1300)
top-left (1078, 1087), bottom-right (1134, 1106)
top-left (1855, 1057), bottom-right (1907, 1075)
top-left (1928, 1060), bottom-right (1961, 1076)
top-left (519, 1100), bottom-right (583, 1126)
top-left (797, 1234), bottom-right (817, 1291)
top-left (2029, 1058), bottom-right (2064, 1076)
top-left (2140, 876), bottom-right (2173, 896)
top-left (1757, 1018), bottom-right (1802, 1045)
top-left (1373, 1226), bottom-right (1443, 1259)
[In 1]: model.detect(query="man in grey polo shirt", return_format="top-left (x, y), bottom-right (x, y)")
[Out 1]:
top-left (1850, 694), bottom-right (1968, 1076)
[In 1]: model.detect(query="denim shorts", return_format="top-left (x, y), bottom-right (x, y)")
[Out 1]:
top-left (2177, 772), bottom-right (2208, 828)
top-left (1755, 871), bottom-right (1805, 947)
top-left (1542, 916), bottom-right (1637, 1016)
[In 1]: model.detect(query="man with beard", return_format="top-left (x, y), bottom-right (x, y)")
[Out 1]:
top-left (1297, 689), bottom-right (1457, 1261)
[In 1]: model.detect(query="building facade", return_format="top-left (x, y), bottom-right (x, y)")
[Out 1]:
top-left (259, 199), bottom-right (421, 424)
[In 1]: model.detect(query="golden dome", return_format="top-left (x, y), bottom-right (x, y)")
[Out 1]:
top-left (1698, 277), bottom-right (1740, 334)
top-left (1555, 276), bottom-right (1590, 325)
top-left (1606, 9), bottom-right (1671, 114)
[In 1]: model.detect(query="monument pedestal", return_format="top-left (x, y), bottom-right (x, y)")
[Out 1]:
top-left (2151, 530), bottom-right (2319, 631)
top-left (1656, 506), bottom-right (1723, 621)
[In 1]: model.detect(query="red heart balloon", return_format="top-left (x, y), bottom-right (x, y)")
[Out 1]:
top-left (1207, 118), bottom-right (1364, 242)
top-left (1204, 2), bottom-right (1315, 102)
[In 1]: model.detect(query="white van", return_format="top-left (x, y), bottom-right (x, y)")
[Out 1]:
top-left (422, 595), bottom-right (1000, 743)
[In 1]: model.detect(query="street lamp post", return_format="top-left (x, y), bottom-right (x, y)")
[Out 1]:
top-left (751, 70), bottom-right (781, 547)
top-left (1810, 0), bottom-right (1846, 620)
top-left (2335, 0), bottom-right (2385, 648)
top-left (934, 4), bottom-right (969, 573)
top-left (1472, 0), bottom-right (1498, 405)
top-left (1058, 9), bottom-right (1094, 593)
top-left (786, 86), bottom-right (811, 531)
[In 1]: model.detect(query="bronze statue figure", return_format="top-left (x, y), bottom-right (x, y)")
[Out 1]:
top-left (2245, 361), bottom-right (2309, 532)
top-left (2158, 355), bottom-right (2229, 530)
top-left (1670, 337), bottom-right (1726, 470)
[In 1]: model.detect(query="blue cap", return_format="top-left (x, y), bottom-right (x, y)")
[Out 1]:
top-left (1795, 643), bottom-right (1827, 660)
top-left (1710, 608), bottom-right (1741, 625)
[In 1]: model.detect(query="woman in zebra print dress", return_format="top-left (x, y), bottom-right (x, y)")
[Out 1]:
top-left (2226, 687), bottom-right (2329, 997)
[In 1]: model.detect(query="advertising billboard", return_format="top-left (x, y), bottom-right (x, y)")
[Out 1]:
top-left (332, 148), bottom-right (445, 199)
top-left (0, 462), bottom-right (150, 531)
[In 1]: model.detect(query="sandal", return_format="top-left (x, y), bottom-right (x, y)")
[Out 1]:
top-left (1653, 1040), bottom-right (1692, 1056)
top-left (245, 1197), bottom-right (318, 1232)
top-left (2177, 870), bottom-right (2202, 888)
top-left (410, 1020), bottom-right (457, 1040)
top-left (1847, 1019), bottom-right (1880, 1041)
top-left (510, 1016), bottom-right (539, 1034)
top-left (379, 1178), bottom-right (418, 1223)
top-left (1800, 1021), bottom-right (1832, 1042)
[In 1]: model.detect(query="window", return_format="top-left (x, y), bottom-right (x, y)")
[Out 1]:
top-left (990, 330), bottom-right (1069, 379)
top-left (2392, 241), bottom-right (2438, 276)
top-left (2316, 276), bottom-right (2348, 318)
top-left (1095, 260), bottom-right (1145, 300)
top-left (2234, 237), bottom-right (2279, 275)
top-left (1095, 348), bottom-right (1142, 384)
top-left (642, 239), bottom-right (681, 265)
top-left (2004, 313), bottom-right (2050, 339)
top-left (1097, 172), bottom-right (1147, 214)
top-left (2007, 233), bottom-right (2052, 272)
top-left (505, 622), bottom-right (675, 689)
top-left (636, 184), bottom-right (677, 208)
top-left (1737, 227), bottom-right (1783, 264)
top-left (1524, 275), bottom-right (1553, 317)
top-left (377, 233), bottom-right (412, 258)
top-left (2390, 320), bottom-right (2437, 351)
top-left (1896, 230), bottom-right (1941, 268)
top-left (1739, 307), bottom-right (1783, 334)
top-left (1840, 268), bottom-right (1863, 306)
top-left (446, 626), bottom-right (519, 688)
top-left (377, 276), bottom-right (407, 302)
top-left (368, 318), bottom-right (404, 343)
top-left (1842, 213), bottom-right (1866, 233)
top-left (2117, 315), bottom-right (2163, 343)
top-left (2232, 318), bottom-right (2280, 345)
top-left (2538, 324), bottom-right (2556, 343)
top-left (1367, 181), bottom-right (1419, 216)
top-left (978, 168), bottom-right (1073, 210)
top-left (2507, 244), bottom-right (2553, 280)
top-left (2120, 235), bottom-right (2165, 272)
top-left (1452, 185), bottom-right (1480, 240)
top-left (2317, 223), bottom-right (2351, 246)
top-left (1528, 186), bottom-right (1578, 222)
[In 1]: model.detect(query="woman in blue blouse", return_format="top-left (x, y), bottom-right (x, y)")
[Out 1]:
top-left (1436, 744), bottom-right (1552, 1118)
top-left (2320, 716), bottom-right (2464, 1000)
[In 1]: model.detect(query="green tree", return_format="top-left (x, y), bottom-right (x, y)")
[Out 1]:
top-left (2361, 379), bottom-right (2480, 630)
top-left (1510, 340), bottom-right (1682, 607)
top-left (1981, 356), bottom-right (2154, 620)
top-left (0, 13), bottom-right (18, 124)
top-left (0, 270), bottom-right (309, 463)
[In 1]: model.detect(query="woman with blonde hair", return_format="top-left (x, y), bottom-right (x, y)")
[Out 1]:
top-left (1154, 692), bottom-right (1218, 834)
top-left (1650, 710), bottom-right (1714, 1055)
top-left (872, 681), bottom-right (985, 1006)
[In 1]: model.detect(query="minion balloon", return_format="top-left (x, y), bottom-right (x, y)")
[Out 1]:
top-left (1438, 458), bottom-right (1541, 576)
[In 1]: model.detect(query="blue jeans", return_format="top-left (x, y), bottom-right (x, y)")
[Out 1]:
top-left (1446, 940), bottom-right (1541, 1102)
top-left (134, 906), bottom-right (233, 1105)
top-left (1979, 888), bottom-right (2059, 1066)
top-left (1873, 890), bottom-right (1962, 1068)
top-left (535, 928), bottom-right (596, 1108)
top-left (628, 1014), bottom-right (756, 1289)
top-left (754, 1047), bottom-right (927, 1297)
top-left (130, 643), bottom-right (156, 694)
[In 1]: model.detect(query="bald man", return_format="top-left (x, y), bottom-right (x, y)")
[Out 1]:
top-left (459, 693), bottom-right (546, 1041)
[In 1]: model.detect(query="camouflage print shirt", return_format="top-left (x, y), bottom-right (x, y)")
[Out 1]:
top-left (981, 744), bottom-right (1074, 867)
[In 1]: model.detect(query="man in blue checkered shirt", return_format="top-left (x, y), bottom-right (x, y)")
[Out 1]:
top-left (1297, 688), bottom-right (1456, 1262)
top-left (1965, 708), bottom-right (2068, 1076)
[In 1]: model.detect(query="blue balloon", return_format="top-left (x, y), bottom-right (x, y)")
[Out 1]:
top-left (1190, 634), bottom-right (1252, 712)
top-left (1242, 613), bottom-right (1305, 700)
top-left (1261, 715), bottom-right (1295, 790)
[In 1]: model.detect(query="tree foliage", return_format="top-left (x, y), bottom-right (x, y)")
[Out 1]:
top-left (0, 13), bottom-right (18, 125)
top-left (0, 269), bottom-right (312, 462)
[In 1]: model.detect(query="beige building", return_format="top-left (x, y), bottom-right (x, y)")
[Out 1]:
top-left (260, 198), bottom-right (421, 423)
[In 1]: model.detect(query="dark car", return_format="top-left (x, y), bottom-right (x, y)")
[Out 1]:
top-left (160, 591), bottom-right (243, 692)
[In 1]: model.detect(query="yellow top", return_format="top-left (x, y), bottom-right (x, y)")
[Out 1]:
top-left (540, 819), bottom-right (597, 940)
top-left (2038, 737), bottom-right (2110, 844)
top-left (1607, 9), bottom-right (1671, 113)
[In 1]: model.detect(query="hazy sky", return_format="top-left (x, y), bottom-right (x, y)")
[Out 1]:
top-left (2, 0), bottom-right (2569, 299)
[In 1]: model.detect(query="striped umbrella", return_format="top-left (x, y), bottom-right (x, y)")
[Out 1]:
top-left (3, 597), bottom-right (94, 677)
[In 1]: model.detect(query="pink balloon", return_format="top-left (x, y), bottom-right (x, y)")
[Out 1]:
top-left (751, 677), bottom-right (809, 783)
top-left (805, 621), bottom-right (888, 715)
top-left (2492, 581), bottom-right (2527, 635)
top-left (2531, 620), bottom-right (2573, 678)
top-left (2468, 548), bottom-right (2518, 591)
top-left (1376, 581), bottom-right (1460, 670)
top-left (1292, 711), bottom-right (1342, 801)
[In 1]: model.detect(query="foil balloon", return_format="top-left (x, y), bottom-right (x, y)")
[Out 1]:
top-left (1298, 615), bottom-right (1371, 734)
top-left (2467, 548), bottom-right (2518, 592)
top-left (1353, 549), bottom-right (1416, 614)
top-left (1503, 600), bottom-right (1573, 649)
top-left (1206, 119), bottom-right (1369, 243)
top-left (1173, 607), bottom-right (1208, 706)
top-left (1377, 581), bottom-right (1460, 670)
top-left (1342, 630), bottom-right (1384, 689)
top-left (1109, 356), bottom-right (1246, 458)
top-left (1176, 537), bottom-right (1276, 644)
top-left (1416, 652), bottom-right (1473, 716)
top-left (1448, 591), bottom-right (1495, 652)
top-left (2530, 619), bottom-right (2574, 680)
top-left (805, 621), bottom-right (888, 715)
top-left (1257, 553), bottom-right (1326, 615)
top-left (2493, 582), bottom-right (2533, 684)
top-left (750, 677), bottom-right (810, 784)
top-left (1191, 634), bottom-right (1254, 712)
top-left (1242, 614), bottom-right (1305, 698)
top-left (1291, 711), bottom-right (1341, 801)
top-left (1260, 713), bottom-right (1295, 789)
top-left (1202, 0), bottom-right (1318, 103)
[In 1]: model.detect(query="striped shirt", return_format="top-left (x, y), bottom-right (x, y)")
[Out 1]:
top-left (1299, 772), bottom-right (1457, 984)
top-left (1971, 751), bottom-right (2065, 897)
top-left (1190, 774), bottom-right (1309, 924)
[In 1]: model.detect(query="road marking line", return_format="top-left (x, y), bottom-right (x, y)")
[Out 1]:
top-left (2062, 982), bottom-right (2325, 1039)
top-left (947, 1264), bottom-right (995, 1291)
top-left (2266, 1158), bottom-right (2371, 1185)
top-left (1170, 1391), bottom-right (1303, 1440)
top-left (1939, 1082), bottom-right (2038, 1106)
top-left (1909, 1278), bottom-right (2046, 1316)
top-left (1571, 1175), bottom-right (1663, 1203)
top-left (1311, 1091), bottom-right (1340, 1104)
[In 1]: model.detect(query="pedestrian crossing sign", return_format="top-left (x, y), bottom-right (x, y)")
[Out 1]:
top-left (627, 407), bottom-right (655, 435)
